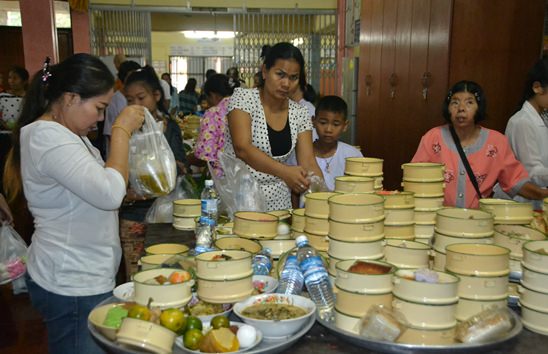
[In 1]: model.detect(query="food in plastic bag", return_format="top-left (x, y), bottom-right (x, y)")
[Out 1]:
top-left (129, 109), bottom-right (177, 198)
top-left (145, 176), bottom-right (198, 223)
top-left (0, 222), bottom-right (27, 285)
top-left (299, 171), bottom-right (329, 207)
top-left (456, 307), bottom-right (513, 343)
top-left (357, 305), bottom-right (408, 342)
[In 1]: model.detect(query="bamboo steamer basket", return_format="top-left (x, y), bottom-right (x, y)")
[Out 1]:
top-left (521, 265), bottom-right (548, 293)
top-left (384, 239), bottom-right (430, 269)
top-left (291, 208), bottom-right (306, 232)
top-left (384, 223), bottom-right (415, 240)
top-left (196, 273), bottom-right (253, 304)
top-left (173, 199), bottom-right (201, 217)
top-left (414, 196), bottom-right (444, 210)
top-left (195, 250), bottom-right (252, 280)
top-left (445, 244), bottom-right (510, 276)
top-left (432, 231), bottom-right (493, 254)
top-left (384, 207), bottom-right (415, 225)
top-left (397, 326), bottom-right (456, 345)
top-left (304, 215), bottom-right (329, 235)
top-left (402, 180), bottom-right (445, 197)
top-left (479, 198), bottom-right (534, 224)
top-left (304, 192), bottom-right (340, 218)
top-left (233, 211), bottom-right (278, 239)
top-left (518, 285), bottom-right (548, 313)
top-left (334, 309), bottom-right (361, 334)
top-left (520, 304), bottom-right (548, 336)
top-left (392, 296), bottom-right (457, 329)
top-left (328, 193), bottom-right (385, 223)
top-left (393, 269), bottom-right (459, 305)
top-left (344, 157), bottom-right (383, 176)
top-left (435, 208), bottom-right (494, 238)
top-left (452, 272), bottom-right (508, 300)
top-left (328, 218), bottom-right (384, 242)
top-left (335, 287), bottom-right (392, 317)
top-left (376, 191), bottom-right (415, 209)
top-left (172, 215), bottom-right (197, 230)
top-left (132, 268), bottom-right (193, 308)
top-left (335, 259), bottom-right (395, 294)
top-left (494, 225), bottom-right (546, 259)
top-left (328, 237), bottom-right (384, 260)
top-left (334, 176), bottom-right (375, 194)
top-left (214, 237), bottom-right (262, 254)
top-left (145, 243), bottom-right (189, 256)
top-left (455, 297), bottom-right (507, 322)
top-left (522, 240), bottom-right (548, 273)
top-left (401, 162), bottom-right (445, 182)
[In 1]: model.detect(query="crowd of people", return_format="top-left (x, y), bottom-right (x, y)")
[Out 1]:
top-left (0, 43), bottom-right (547, 353)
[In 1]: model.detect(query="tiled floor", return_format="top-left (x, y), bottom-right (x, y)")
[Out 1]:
top-left (0, 284), bottom-right (48, 354)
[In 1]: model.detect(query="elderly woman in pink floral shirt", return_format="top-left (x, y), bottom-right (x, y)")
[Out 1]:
top-left (412, 80), bottom-right (548, 209)
top-left (194, 74), bottom-right (233, 177)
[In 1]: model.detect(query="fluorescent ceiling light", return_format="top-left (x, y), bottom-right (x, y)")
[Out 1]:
top-left (182, 31), bottom-right (235, 39)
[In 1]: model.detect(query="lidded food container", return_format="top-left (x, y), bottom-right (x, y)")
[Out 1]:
top-left (335, 176), bottom-right (375, 194)
top-left (344, 157), bottom-right (383, 176)
top-left (328, 218), bottom-right (385, 242)
top-left (445, 243), bottom-right (510, 276)
top-left (304, 192), bottom-right (339, 218)
top-left (233, 211), bottom-right (278, 239)
top-left (328, 193), bottom-right (385, 223)
top-left (401, 162), bottom-right (445, 182)
top-left (479, 198), bottom-right (533, 225)
top-left (173, 199), bottom-right (201, 217)
top-left (132, 268), bottom-right (193, 308)
top-left (435, 208), bottom-right (494, 238)
top-left (384, 239), bottom-right (430, 269)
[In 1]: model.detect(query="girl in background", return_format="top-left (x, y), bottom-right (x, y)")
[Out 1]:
top-left (0, 66), bottom-right (29, 130)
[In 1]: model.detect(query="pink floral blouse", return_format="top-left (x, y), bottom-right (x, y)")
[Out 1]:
top-left (412, 125), bottom-right (530, 209)
top-left (194, 97), bottom-right (230, 177)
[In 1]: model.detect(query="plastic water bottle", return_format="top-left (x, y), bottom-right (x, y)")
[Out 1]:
top-left (276, 255), bottom-right (304, 295)
top-left (200, 179), bottom-right (219, 226)
top-left (252, 248), bottom-right (272, 275)
top-left (295, 235), bottom-right (335, 321)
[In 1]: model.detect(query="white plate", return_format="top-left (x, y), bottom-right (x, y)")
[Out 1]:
top-left (252, 275), bottom-right (278, 294)
top-left (113, 282), bottom-right (134, 302)
top-left (175, 321), bottom-right (262, 353)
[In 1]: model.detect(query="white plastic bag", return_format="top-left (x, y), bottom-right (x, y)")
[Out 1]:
top-left (211, 151), bottom-right (267, 218)
top-left (128, 109), bottom-right (177, 198)
top-left (145, 176), bottom-right (197, 223)
top-left (0, 222), bottom-right (27, 285)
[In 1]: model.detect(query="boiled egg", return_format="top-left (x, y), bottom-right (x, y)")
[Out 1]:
top-left (236, 325), bottom-right (257, 348)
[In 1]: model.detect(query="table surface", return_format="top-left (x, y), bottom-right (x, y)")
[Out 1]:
top-left (143, 223), bottom-right (548, 354)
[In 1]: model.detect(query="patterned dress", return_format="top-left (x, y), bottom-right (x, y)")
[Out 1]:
top-left (224, 88), bottom-right (312, 211)
top-left (412, 125), bottom-right (530, 209)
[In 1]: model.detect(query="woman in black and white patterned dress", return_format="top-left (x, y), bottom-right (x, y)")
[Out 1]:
top-left (225, 42), bottom-right (323, 211)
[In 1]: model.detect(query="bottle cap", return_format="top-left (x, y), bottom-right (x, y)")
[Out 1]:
top-left (205, 179), bottom-right (213, 187)
top-left (295, 235), bottom-right (308, 246)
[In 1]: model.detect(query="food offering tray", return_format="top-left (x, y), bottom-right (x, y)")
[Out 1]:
top-left (88, 296), bottom-right (316, 354)
top-left (317, 310), bottom-right (523, 354)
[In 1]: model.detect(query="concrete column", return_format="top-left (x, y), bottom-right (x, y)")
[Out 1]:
top-left (20, 0), bottom-right (58, 75)
top-left (71, 8), bottom-right (91, 54)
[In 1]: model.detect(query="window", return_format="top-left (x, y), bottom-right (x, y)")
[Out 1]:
top-left (170, 56), bottom-right (233, 93)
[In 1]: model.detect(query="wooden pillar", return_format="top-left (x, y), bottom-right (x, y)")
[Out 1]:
top-left (71, 8), bottom-right (91, 54)
top-left (19, 0), bottom-right (58, 75)
top-left (336, 0), bottom-right (346, 96)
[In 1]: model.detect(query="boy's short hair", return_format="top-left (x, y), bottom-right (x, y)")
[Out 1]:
top-left (315, 95), bottom-right (348, 119)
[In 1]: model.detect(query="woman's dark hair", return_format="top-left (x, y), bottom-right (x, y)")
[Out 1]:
top-left (161, 72), bottom-right (175, 93)
top-left (520, 57), bottom-right (548, 105)
top-left (9, 66), bottom-right (30, 84)
top-left (3, 53), bottom-right (114, 203)
top-left (125, 65), bottom-right (169, 116)
top-left (205, 69), bottom-right (217, 80)
top-left (183, 78), bottom-right (197, 94)
top-left (118, 60), bottom-right (141, 82)
top-left (442, 80), bottom-right (487, 123)
top-left (203, 74), bottom-right (233, 98)
top-left (303, 84), bottom-right (317, 105)
top-left (259, 42), bottom-right (306, 89)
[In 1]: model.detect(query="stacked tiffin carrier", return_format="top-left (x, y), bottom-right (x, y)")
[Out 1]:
top-left (519, 240), bottom-right (548, 335)
top-left (172, 199), bottom-right (201, 231)
top-left (344, 157), bottom-right (384, 191)
top-left (402, 163), bottom-right (446, 244)
top-left (377, 191), bottom-right (415, 240)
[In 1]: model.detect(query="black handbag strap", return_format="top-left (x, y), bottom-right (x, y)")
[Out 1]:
top-left (449, 125), bottom-right (482, 199)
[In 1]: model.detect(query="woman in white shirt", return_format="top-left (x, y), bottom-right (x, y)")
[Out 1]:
top-left (3, 54), bottom-right (144, 354)
top-left (495, 58), bottom-right (548, 209)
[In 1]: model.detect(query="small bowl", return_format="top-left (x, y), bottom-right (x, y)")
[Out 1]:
top-left (173, 199), bottom-right (201, 217)
top-left (233, 211), bottom-right (279, 239)
top-left (393, 270), bottom-right (459, 304)
top-left (132, 268), bottom-right (193, 308)
top-left (145, 243), bottom-right (189, 256)
top-left (328, 193), bottom-right (385, 223)
top-left (252, 275), bottom-right (279, 294)
top-left (116, 317), bottom-right (176, 354)
top-left (401, 162), bottom-right (445, 182)
top-left (445, 243), bottom-right (510, 276)
top-left (344, 157), bottom-right (384, 176)
top-left (479, 198), bottom-right (534, 224)
top-left (334, 176), bottom-right (375, 194)
top-left (305, 192), bottom-right (340, 218)
top-left (233, 293), bottom-right (316, 339)
top-left (88, 303), bottom-right (126, 341)
top-left (113, 282), bottom-right (135, 302)
top-left (435, 208), bottom-right (494, 238)
top-left (214, 237), bottom-right (263, 254)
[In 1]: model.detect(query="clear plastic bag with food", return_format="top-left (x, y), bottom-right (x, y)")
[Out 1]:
top-left (456, 306), bottom-right (513, 343)
top-left (357, 305), bottom-right (408, 342)
top-left (129, 109), bottom-right (177, 198)
top-left (0, 222), bottom-right (27, 285)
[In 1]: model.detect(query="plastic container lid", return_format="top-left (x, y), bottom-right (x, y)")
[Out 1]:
top-left (295, 235), bottom-right (308, 246)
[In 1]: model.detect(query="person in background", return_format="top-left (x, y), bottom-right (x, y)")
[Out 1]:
top-left (494, 58), bottom-right (548, 209)
top-left (161, 72), bottom-right (179, 115)
top-left (227, 67), bottom-right (246, 89)
top-left (200, 68), bottom-right (217, 92)
top-left (312, 96), bottom-right (362, 191)
top-left (290, 81), bottom-right (318, 141)
top-left (159, 74), bottom-right (172, 112)
top-left (0, 193), bottom-right (13, 225)
top-left (103, 60), bottom-right (141, 157)
top-left (252, 71), bottom-right (261, 88)
top-left (113, 53), bottom-right (126, 92)
top-left (178, 78), bottom-right (199, 116)
top-left (121, 65), bottom-right (187, 279)
top-left (0, 66), bottom-right (29, 130)
top-left (412, 80), bottom-right (548, 209)
top-left (196, 93), bottom-right (209, 116)
top-left (3, 53), bottom-right (144, 354)
top-left (194, 74), bottom-right (233, 177)
top-left (225, 42), bottom-right (323, 211)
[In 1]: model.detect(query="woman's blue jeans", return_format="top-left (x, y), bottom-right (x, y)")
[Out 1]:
top-left (26, 273), bottom-right (111, 354)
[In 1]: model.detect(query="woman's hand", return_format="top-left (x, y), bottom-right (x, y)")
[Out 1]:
top-left (124, 188), bottom-right (147, 204)
top-left (281, 165), bottom-right (310, 193)
top-left (115, 105), bottom-right (146, 133)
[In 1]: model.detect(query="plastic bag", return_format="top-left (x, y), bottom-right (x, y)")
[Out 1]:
top-left (145, 175), bottom-right (197, 223)
top-left (299, 171), bottom-right (329, 207)
top-left (357, 305), bottom-right (408, 342)
top-left (129, 109), bottom-right (177, 198)
top-left (0, 222), bottom-right (27, 285)
top-left (456, 307), bottom-right (513, 343)
top-left (212, 151), bottom-right (267, 219)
